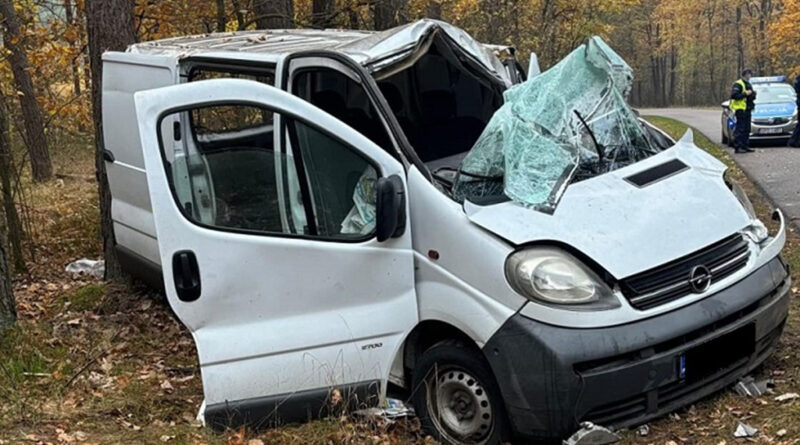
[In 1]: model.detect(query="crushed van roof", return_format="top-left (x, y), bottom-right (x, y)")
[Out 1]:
top-left (127, 19), bottom-right (510, 84)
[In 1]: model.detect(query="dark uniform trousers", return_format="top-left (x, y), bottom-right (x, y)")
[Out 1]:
top-left (734, 109), bottom-right (752, 150)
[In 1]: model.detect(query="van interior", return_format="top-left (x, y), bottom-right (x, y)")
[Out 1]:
top-left (291, 32), bottom-right (506, 186)
top-left (375, 35), bottom-right (505, 170)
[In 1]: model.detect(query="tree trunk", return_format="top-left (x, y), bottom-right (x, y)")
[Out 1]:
top-left (231, 0), bottom-right (247, 30)
top-left (86, 0), bottom-right (136, 281)
top-left (0, 0), bottom-right (53, 182)
top-left (427, 1), bottom-right (442, 19)
top-left (0, 96), bottom-right (25, 273)
top-left (707, 11), bottom-right (716, 104)
top-left (64, 0), bottom-right (82, 96)
top-left (312, 0), bottom-right (333, 28)
top-left (0, 104), bottom-right (15, 329)
top-left (735, 5), bottom-right (744, 74)
top-left (669, 44), bottom-right (677, 105)
top-left (253, 0), bottom-right (294, 29)
top-left (215, 0), bottom-right (227, 32)
top-left (374, 0), bottom-right (407, 31)
top-left (348, 7), bottom-right (360, 28)
top-left (0, 216), bottom-right (15, 330)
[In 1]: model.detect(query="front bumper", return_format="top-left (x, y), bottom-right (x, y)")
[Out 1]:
top-left (483, 256), bottom-right (791, 440)
top-left (750, 120), bottom-right (796, 139)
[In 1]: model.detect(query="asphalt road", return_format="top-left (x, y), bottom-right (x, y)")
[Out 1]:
top-left (643, 108), bottom-right (800, 231)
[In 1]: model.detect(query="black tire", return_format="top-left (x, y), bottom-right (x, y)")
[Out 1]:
top-left (721, 130), bottom-right (728, 145)
top-left (411, 341), bottom-right (511, 445)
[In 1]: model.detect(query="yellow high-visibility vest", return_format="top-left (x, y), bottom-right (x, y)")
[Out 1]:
top-left (730, 79), bottom-right (748, 111)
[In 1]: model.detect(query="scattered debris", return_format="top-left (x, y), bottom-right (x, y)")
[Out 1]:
top-left (563, 422), bottom-right (619, 445)
top-left (733, 376), bottom-right (774, 397)
top-left (636, 424), bottom-right (650, 437)
top-left (776, 429), bottom-right (787, 437)
top-left (733, 422), bottom-right (758, 438)
top-left (774, 392), bottom-right (799, 402)
top-left (65, 258), bottom-right (105, 279)
top-left (353, 398), bottom-right (415, 420)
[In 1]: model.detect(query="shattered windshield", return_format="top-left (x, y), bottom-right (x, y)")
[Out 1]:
top-left (453, 37), bottom-right (658, 211)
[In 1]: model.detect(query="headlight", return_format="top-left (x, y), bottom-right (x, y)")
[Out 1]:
top-left (724, 170), bottom-right (756, 219)
top-left (505, 247), bottom-right (620, 310)
top-left (724, 170), bottom-right (768, 243)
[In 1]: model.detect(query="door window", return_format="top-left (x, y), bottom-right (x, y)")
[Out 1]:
top-left (158, 103), bottom-right (378, 240)
top-left (292, 68), bottom-right (395, 153)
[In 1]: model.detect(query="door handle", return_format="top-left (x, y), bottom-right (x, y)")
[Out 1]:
top-left (172, 250), bottom-right (201, 302)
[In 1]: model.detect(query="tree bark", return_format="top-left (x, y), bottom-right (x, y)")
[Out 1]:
top-left (735, 5), bottom-right (745, 75)
top-left (0, 100), bottom-right (15, 328)
top-left (373, 0), bottom-right (407, 30)
top-left (215, 0), bottom-right (227, 32)
top-left (426, 1), bottom-right (441, 19)
top-left (311, 0), bottom-right (333, 28)
top-left (231, 0), bottom-right (247, 30)
top-left (348, 7), bottom-right (360, 28)
top-left (86, 0), bottom-right (136, 281)
top-left (0, 216), bottom-right (15, 330)
top-left (0, 96), bottom-right (25, 273)
top-left (0, 0), bottom-right (53, 182)
top-left (253, 0), bottom-right (294, 29)
top-left (64, 0), bottom-right (82, 96)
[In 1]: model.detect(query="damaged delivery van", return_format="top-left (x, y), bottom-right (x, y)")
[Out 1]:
top-left (102, 20), bottom-right (790, 444)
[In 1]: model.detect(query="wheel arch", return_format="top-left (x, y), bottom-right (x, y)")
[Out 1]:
top-left (398, 320), bottom-right (483, 388)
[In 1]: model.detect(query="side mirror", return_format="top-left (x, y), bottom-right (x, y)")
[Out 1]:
top-left (376, 174), bottom-right (406, 242)
top-left (528, 52), bottom-right (541, 78)
top-left (721, 100), bottom-right (730, 109)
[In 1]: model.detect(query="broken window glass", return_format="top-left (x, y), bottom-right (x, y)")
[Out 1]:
top-left (453, 36), bottom-right (659, 212)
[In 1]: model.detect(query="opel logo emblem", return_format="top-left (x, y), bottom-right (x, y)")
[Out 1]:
top-left (689, 265), bottom-right (712, 293)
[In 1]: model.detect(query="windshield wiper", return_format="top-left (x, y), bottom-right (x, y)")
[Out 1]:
top-left (573, 110), bottom-right (604, 162)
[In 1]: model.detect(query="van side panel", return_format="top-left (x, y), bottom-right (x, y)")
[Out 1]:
top-left (102, 52), bottom-right (178, 271)
top-left (406, 167), bottom-right (526, 346)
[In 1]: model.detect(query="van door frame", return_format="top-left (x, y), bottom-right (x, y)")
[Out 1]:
top-left (280, 51), bottom-right (432, 181)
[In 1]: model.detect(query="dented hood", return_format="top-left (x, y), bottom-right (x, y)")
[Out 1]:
top-left (464, 131), bottom-right (753, 279)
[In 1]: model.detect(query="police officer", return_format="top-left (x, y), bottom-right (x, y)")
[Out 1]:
top-left (789, 74), bottom-right (800, 148)
top-left (730, 69), bottom-right (756, 153)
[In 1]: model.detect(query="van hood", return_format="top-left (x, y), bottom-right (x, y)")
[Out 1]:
top-left (464, 130), bottom-right (753, 279)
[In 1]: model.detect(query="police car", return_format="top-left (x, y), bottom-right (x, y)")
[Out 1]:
top-left (721, 75), bottom-right (798, 145)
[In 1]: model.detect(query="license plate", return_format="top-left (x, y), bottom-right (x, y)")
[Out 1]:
top-left (760, 127), bottom-right (783, 135)
top-left (677, 323), bottom-right (755, 382)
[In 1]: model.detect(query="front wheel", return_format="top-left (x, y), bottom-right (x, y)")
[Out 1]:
top-left (411, 341), bottom-right (511, 445)
top-left (721, 129), bottom-right (729, 145)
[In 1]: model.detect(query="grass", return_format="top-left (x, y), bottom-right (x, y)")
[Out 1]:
top-left (63, 284), bottom-right (106, 311)
top-left (0, 118), bottom-right (798, 444)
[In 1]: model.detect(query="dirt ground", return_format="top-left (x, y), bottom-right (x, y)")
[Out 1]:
top-left (1, 119), bottom-right (798, 444)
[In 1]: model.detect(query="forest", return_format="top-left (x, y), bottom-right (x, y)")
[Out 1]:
top-left (1, 0), bottom-right (800, 444)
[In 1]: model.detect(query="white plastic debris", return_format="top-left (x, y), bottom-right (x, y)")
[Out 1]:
top-left (774, 392), bottom-right (799, 402)
top-left (733, 422), bottom-right (758, 438)
top-left (65, 258), bottom-right (105, 279)
top-left (353, 398), bottom-right (415, 420)
top-left (733, 376), bottom-right (774, 397)
top-left (636, 424), bottom-right (650, 437)
top-left (563, 422), bottom-right (620, 445)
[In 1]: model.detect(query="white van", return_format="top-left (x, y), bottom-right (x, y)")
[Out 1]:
top-left (103, 20), bottom-right (790, 444)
